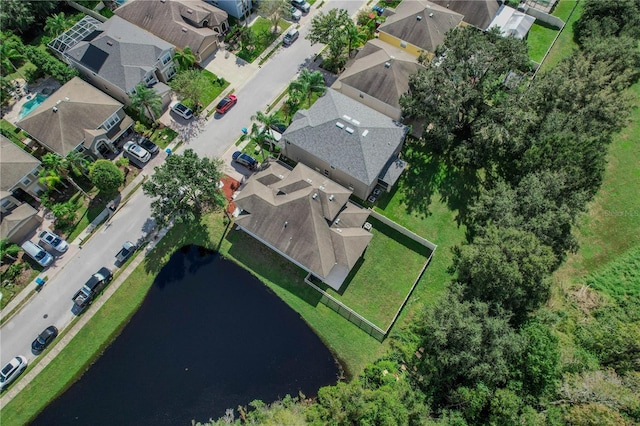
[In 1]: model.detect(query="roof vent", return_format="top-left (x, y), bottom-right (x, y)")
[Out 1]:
top-left (343, 115), bottom-right (351, 121)
top-left (52, 106), bottom-right (58, 112)
top-left (345, 127), bottom-right (354, 134)
top-left (319, 185), bottom-right (325, 190)
top-left (312, 193), bottom-right (318, 199)
top-left (182, 27), bottom-right (188, 32)
top-left (106, 40), bottom-right (113, 46)
top-left (384, 62), bottom-right (391, 68)
top-left (352, 118), bottom-right (360, 125)
top-left (336, 121), bottom-right (345, 129)
top-left (64, 97), bottom-right (70, 101)
top-left (329, 194), bottom-right (335, 201)
top-left (56, 100), bottom-right (62, 105)
top-left (416, 15), bottom-right (422, 21)
top-left (389, 55), bottom-right (395, 60)
top-left (278, 174), bottom-right (284, 179)
top-left (336, 228), bottom-right (342, 233)
top-left (187, 8), bottom-right (193, 14)
top-left (335, 218), bottom-right (341, 225)
top-left (306, 178), bottom-right (313, 184)
top-left (362, 129), bottom-right (369, 137)
top-left (429, 13), bottom-right (434, 17)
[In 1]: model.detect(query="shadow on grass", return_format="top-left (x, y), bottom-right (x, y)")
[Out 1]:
top-left (225, 229), bottom-right (322, 307)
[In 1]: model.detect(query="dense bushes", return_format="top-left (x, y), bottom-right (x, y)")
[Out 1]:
top-left (23, 46), bottom-right (78, 84)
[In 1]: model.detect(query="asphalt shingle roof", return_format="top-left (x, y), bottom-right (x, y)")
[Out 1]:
top-left (0, 136), bottom-right (41, 192)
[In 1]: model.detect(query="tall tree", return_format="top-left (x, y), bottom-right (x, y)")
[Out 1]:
top-left (41, 152), bottom-right (90, 198)
top-left (44, 12), bottom-right (71, 37)
top-left (306, 8), bottom-right (353, 71)
top-left (0, 38), bottom-right (25, 80)
top-left (251, 110), bottom-right (285, 151)
top-left (129, 83), bottom-right (162, 124)
top-left (89, 159), bottom-right (124, 194)
top-left (0, 0), bottom-right (57, 34)
top-left (453, 226), bottom-right (556, 326)
top-left (169, 69), bottom-right (207, 114)
top-left (345, 23), bottom-right (367, 58)
top-left (573, 0), bottom-right (640, 45)
top-left (257, 0), bottom-right (290, 33)
top-left (173, 46), bottom-right (196, 72)
top-left (142, 149), bottom-right (226, 228)
top-left (288, 69), bottom-right (325, 107)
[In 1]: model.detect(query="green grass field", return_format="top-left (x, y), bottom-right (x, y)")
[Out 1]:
top-left (540, 0), bottom-right (583, 72)
top-left (527, 0), bottom-right (580, 65)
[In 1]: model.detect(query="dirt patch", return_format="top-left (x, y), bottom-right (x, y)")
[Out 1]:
top-left (568, 284), bottom-right (602, 314)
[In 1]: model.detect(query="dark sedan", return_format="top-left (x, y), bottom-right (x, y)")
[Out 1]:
top-left (31, 325), bottom-right (59, 354)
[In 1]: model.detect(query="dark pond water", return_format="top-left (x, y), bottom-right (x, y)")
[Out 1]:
top-left (33, 246), bottom-right (338, 425)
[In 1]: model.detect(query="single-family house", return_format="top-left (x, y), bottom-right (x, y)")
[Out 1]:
top-left (280, 89), bottom-right (408, 201)
top-left (332, 39), bottom-right (425, 123)
top-left (115, 0), bottom-right (229, 63)
top-left (234, 161), bottom-right (373, 290)
top-left (430, 0), bottom-right (502, 30)
top-left (204, 0), bottom-right (253, 20)
top-left (377, 0), bottom-right (463, 58)
top-left (1, 136), bottom-right (45, 243)
top-left (488, 5), bottom-right (536, 39)
top-left (16, 77), bottom-right (134, 159)
top-left (56, 16), bottom-right (176, 107)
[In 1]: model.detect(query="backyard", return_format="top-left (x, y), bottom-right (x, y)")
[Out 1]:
top-left (527, 0), bottom-right (582, 66)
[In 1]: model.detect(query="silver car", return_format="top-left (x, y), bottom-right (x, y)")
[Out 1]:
top-left (38, 230), bottom-right (69, 253)
top-left (123, 141), bottom-right (152, 164)
top-left (0, 356), bottom-right (28, 391)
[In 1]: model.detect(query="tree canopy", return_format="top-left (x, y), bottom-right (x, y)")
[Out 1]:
top-left (306, 8), bottom-right (356, 72)
top-left (89, 159), bottom-right (124, 194)
top-left (129, 83), bottom-right (163, 124)
top-left (142, 149), bottom-right (226, 228)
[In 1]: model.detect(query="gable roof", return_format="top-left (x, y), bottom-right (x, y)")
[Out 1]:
top-left (0, 136), bottom-right (41, 191)
top-left (335, 39), bottom-right (425, 110)
top-left (16, 77), bottom-right (123, 156)
top-left (65, 16), bottom-right (173, 93)
top-left (234, 162), bottom-right (372, 290)
top-left (115, 0), bottom-right (228, 61)
top-left (430, 0), bottom-right (501, 30)
top-left (488, 5), bottom-right (535, 39)
top-left (379, 0), bottom-right (463, 53)
top-left (283, 89), bottom-right (407, 187)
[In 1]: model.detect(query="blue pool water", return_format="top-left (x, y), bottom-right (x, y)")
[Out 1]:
top-left (18, 93), bottom-right (48, 119)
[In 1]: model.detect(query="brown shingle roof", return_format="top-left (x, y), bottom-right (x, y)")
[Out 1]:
top-left (0, 136), bottom-right (41, 192)
top-left (234, 162), bottom-right (372, 290)
top-left (16, 77), bottom-right (123, 156)
top-left (115, 0), bottom-right (228, 62)
top-left (430, 0), bottom-right (501, 29)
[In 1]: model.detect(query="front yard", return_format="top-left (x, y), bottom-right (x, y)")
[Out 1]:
top-left (232, 17), bottom-right (291, 63)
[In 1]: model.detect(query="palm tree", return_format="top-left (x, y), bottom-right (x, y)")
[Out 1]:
top-left (345, 23), bottom-right (367, 58)
top-left (41, 153), bottom-right (91, 199)
top-left (0, 43), bottom-right (25, 81)
top-left (66, 150), bottom-right (91, 178)
top-left (39, 167), bottom-right (65, 192)
top-left (173, 46), bottom-right (197, 72)
top-left (129, 84), bottom-right (162, 124)
top-left (289, 69), bottom-right (326, 107)
top-left (251, 110), bottom-right (285, 151)
top-left (44, 12), bottom-right (71, 37)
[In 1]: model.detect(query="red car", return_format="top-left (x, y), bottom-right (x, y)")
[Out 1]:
top-left (216, 94), bottom-right (237, 114)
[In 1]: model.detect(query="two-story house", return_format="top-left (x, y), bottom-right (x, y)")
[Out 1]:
top-left (16, 77), bottom-right (134, 159)
top-left (115, 0), bottom-right (229, 64)
top-left (51, 16), bottom-right (176, 108)
top-left (430, 0), bottom-right (502, 30)
top-left (1, 137), bottom-right (45, 243)
top-left (280, 89), bottom-right (408, 201)
top-left (204, 0), bottom-right (253, 20)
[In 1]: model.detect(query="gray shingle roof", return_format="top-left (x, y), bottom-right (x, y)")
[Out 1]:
top-left (335, 39), bottom-right (425, 109)
top-left (430, 0), bottom-right (501, 30)
top-left (0, 136), bottom-right (41, 192)
top-left (65, 16), bottom-right (172, 93)
top-left (283, 89), bottom-right (407, 187)
top-left (378, 0), bottom-right (463, 53)
top-left (234, 162), bottom-right (372, 290)
top-left (16, 77), bottom-right (123, 156)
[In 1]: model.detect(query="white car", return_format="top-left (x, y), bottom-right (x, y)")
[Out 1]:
top-left (291, 6), bottom-right (302, 21)
top-left (0, 356), bottom-right (28, 391)
top-left (123, 141), bottom-right (152, 164)
top-left (291, 0), bottom-right (310, 13)
top-left (170, 101), bottom-right (194, 120)
top-left (38, 230), bottom-right (69, 253)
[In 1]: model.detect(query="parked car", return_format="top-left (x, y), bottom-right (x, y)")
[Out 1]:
top-left (123, 141), bottom-right (152, 164)
top-left (38, 230), bottom-right (68, 253)
top-left (137, 137), bottom-right (159, 154)
top-left (216, 95), bottom-right (237, 114)
top-left (232, 151), bottom-right (258, 170)
top-left (72, 267), bottom-right (113, 314)
top-left (21, 240), bottom-right (54, 267)
top-left (31, 325), bottom-right (59, 354)
top-left (0, 356), bottom-right (28, 391)
top-left (283, 28), bottom-right (299, 46)
top-left (170, 101), bottom-right (194, 120)
top-left (291, 6), bottom-right (302, 21)
top-left (291, 0), bottom-right (310, 13)
top-left (115, 241), bottom-right (136, 264)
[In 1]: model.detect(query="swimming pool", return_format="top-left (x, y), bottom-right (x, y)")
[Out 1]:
top-left (18, 93), bottom-right (49, 120)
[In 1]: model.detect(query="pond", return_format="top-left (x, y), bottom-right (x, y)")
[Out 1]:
top-left (33, 246), bottom-right (338, 425)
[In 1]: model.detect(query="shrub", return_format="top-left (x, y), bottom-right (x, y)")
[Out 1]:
top-left (89, 159), bottom-right (124, 194)
top-left (51, 201), bottom-right (77, 229)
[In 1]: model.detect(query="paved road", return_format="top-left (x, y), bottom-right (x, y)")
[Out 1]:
top-left (0, 0), bottom-right (366, 379)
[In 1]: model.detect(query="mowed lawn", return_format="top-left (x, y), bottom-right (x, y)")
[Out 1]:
top-left (322, 216), bottom-right (432, 329)
top-left (527, 0), bottom-right (580, 64)
top-left (540, 0), bottom-right (583, 72)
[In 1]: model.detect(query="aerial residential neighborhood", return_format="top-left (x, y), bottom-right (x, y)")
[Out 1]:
top-left (1, 0), bottom-right (638, 424)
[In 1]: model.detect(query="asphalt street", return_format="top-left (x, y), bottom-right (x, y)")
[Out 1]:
top-left (0, 0), bottom-right (367, 380)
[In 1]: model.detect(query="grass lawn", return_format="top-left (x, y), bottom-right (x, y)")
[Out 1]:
top-left (149, 127), bottom-right (178, 149)
top-left (527, 22), bottom-right (559, 64)
top-left (237, 18), bottom-right (291, 63)
top-left (540, 0), bottom-right (583, 72)
top-left (63, 191), bottom-right (109, 242)
top-left (1, 119), bottom-right (30, 148)
top-left (322, 216), bottom-right (431, 328)
top-left (198, 69), bottom-right (229, 109)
